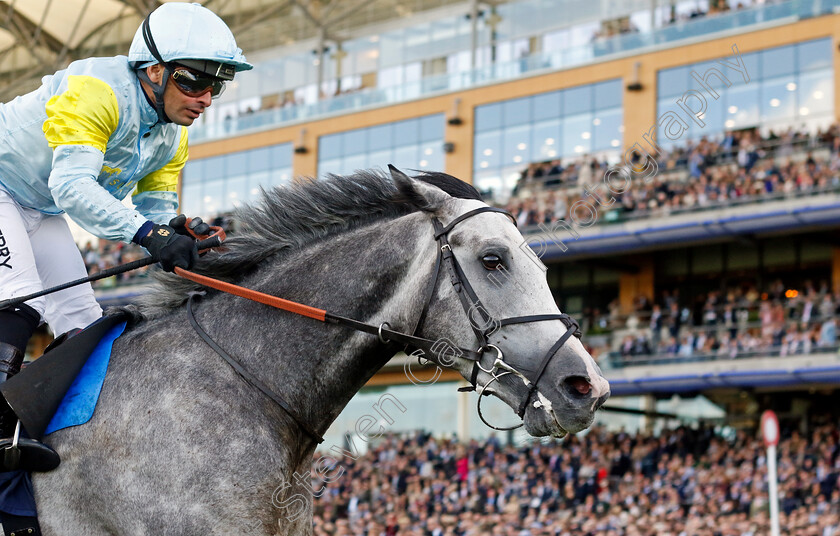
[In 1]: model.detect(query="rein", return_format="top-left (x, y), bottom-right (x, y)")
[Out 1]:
top-left (178, 206), bottom-right (582, 444)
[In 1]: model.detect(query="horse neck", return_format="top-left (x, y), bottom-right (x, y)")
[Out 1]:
top-left (191, 213), bottom-right (437, 455)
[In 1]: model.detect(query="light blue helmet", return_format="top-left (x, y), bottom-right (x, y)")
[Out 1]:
top-left (128, 2), bottom-right (252, 75)
top-left (129, 3), bottom-right (252, 123)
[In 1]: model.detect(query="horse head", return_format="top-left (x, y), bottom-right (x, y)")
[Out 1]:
top-left (391, 166), bottom-right (610, 437)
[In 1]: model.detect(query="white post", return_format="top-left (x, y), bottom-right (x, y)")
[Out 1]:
top-left (457, 381), bottom-right (470, 442)
top-left (767, 443), bottom-right (780, 536)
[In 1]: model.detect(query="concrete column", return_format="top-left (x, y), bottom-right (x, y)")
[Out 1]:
top-left (445, 96), bottom-right (474, 183)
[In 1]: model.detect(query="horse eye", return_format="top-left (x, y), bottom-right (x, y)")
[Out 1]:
top-left (482, 254), bottom-right (503, 270)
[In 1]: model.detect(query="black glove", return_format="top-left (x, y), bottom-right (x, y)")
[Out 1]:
top-left (169, 214), bottom-right (211, 238)
top-left (140, 223), bottom-right (198, 272)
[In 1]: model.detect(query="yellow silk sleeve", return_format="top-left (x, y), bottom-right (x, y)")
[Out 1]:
top-left (135, 126), bottom-right (188, 195)
top-left (43, 75), bottom-right (119, 152)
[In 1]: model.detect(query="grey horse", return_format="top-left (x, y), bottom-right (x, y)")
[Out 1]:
top-left (30, 167), bottom-right (609, 535)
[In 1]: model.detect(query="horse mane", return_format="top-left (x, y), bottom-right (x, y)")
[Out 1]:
top-left (134, 168), bottom-right (480, 318)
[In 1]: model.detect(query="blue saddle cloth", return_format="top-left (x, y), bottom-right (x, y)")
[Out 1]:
top-left (0, 319), bottom-right (126, 517)
top-left (44, 320), bottom-right (126, 435)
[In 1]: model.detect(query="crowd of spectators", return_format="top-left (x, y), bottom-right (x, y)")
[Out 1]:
top-left (602, 278), bottom-right (840, 365)
top-left (309, 421), bottom-right (840, 535)
top-left (79, 241), bottom-right (150, 289)
top-left (502, 124), bottom-right (840, 229)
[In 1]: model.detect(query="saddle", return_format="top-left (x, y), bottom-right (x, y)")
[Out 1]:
top-left (1, 312), bottom-right (129, 442)
top-left (0, 313), bottom-right (128, 536)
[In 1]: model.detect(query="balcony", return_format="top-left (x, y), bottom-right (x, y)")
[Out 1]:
top-left (190, 0), bottom-right (840, 143)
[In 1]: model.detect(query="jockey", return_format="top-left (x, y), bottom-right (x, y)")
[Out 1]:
top-left (0, 2), bottom-right (252, 469)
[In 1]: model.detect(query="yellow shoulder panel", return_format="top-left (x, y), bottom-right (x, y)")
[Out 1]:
top-left (135, 126), bottom-right (189, 194)
top-left (43, 75), bottom-right (119, 153)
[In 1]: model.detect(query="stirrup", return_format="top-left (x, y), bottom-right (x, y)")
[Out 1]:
top-left (0, 422), bottom-right (59, 473)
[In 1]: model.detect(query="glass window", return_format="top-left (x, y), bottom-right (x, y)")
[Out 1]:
top-left (761, 45), bottom-right (795, 79)
top-left (689, 60), bottom-right (735, 96)
top-left (532, 91), bottom-right (561, 121)
top-left (763, 240), bottom-right (795, 267)
top-left (203, 155), bottom-right (225, 181)
top-left (270, 168), bottom-right (292, 187)
top-left (226, 151), bottom-right (249, 176)
top-left (392, 145), bottom-right (419, 170)
top-left (368, 149), bottom-right (392, 170)
top-left (343, 153), bottom-right (368, 174)
top-left (225, 175), bottom-right (247, 210)
top-left (182, 159), bottom-right (204, 185)
top-left (393, 118), bottom-right (419, 146)
top-left (658, 65), bottom-right (688, 98)
top-left (693, 245), bottom-right (723, 274)
top-left (503, 97), bottom-right (531, 127)
top-left (343, 129), bottom-right (367, 156)
top-left (475, 102), bottom-right (503, 132)
top-left (797, 38), bottom-right (831, 72)
top-left (502, 125), bottom-right (531, 167)
top-left (473, 169), bottom-right (504, 196)
top-left (798, 69), bottom-right (832, 116)
top-left (760, 76), bottom-right (796, 122)
top-left (319, 134), bottom-right (343, 160)
top-left (724, 83), bottom-right (760, 129)
top-left (531, 119), bottom-right (561, 162)
top-left (318, 115), bottom-right (444, 177)
top-left (562, 113), bottom-right (593, 157)
top-left (656, 97), bottom-right (681, 149)
top-left (727, 243), bottom-right (759, 271)
top-left (562, 86), bottom-right (591, 115)
top-left (593, 108), bottom-right (622, 151)
top-left (272, 145), bottom-right (292, 168)
top-left (420, 115), bottom-right (443, 142)
top-left (594, 79), bottom-right (622, 110)
top-left (202, 180), bottom-right (224, 217)
top-left (250, 147), bottom-right (272, 173)
top-left (248, 171), bottom-right (270, 202)
top-left (474, 131), bottom-right (502, 169)
top-left (368, 124), bottom-right (393, 151)
top-left (738, 51), bottom-right (760, 82)
top-left (319, 158), bottom-right (342, 178)
top-left (424, 144), bottom-right (444, 171)
top-left (180, 183), bottom-right (202, 217)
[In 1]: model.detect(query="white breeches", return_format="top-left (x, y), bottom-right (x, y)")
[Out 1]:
top-left (0, 187), bottom-right (102, 335)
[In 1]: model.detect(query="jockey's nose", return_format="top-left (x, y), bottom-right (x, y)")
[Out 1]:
top-left (197, 91), bottom-right (212, 108)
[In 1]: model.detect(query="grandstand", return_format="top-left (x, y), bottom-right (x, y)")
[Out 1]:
top-left (11, 0), bottom-right (840, 533)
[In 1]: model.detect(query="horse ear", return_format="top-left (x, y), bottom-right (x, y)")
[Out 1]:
top-left (389, 164), bottom-right (449, 212)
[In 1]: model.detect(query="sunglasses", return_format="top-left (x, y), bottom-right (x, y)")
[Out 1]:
top-left (170, 68), bottom-right (226, 99)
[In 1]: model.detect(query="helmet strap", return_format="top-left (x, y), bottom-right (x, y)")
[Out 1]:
top-left (136, 67), bottom-right (172, 124)
top-left (135, 12), bottom-right (172, 124)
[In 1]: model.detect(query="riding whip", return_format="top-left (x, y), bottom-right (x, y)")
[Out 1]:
top-left (0, 233), bottom-right (224, 312)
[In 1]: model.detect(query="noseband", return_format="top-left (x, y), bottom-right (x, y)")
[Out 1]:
top-left (181, 205), bottom-right (582, 443)
top-left (409, 206), bottom-right (582, 430)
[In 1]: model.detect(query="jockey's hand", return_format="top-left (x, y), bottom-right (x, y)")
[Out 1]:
top-left (140, 223), bottom-right (198, 272)
top-left (169, 214), bottom-right (211, 238)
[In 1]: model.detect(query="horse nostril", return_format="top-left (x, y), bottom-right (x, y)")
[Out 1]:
top-left (564, 376), bottom-right (592, 396)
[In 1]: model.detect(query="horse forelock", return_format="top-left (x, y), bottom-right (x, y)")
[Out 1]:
top-left (135, 168), bottom-right (479, 318)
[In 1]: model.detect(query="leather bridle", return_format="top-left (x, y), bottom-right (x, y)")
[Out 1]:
top-left (182, 205), bottom-right (582, 443)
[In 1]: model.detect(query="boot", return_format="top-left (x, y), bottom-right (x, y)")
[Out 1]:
top-left (0, 342), bottom-right (24, 438)
top-left (0, 342), bottom-right (60, 473)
